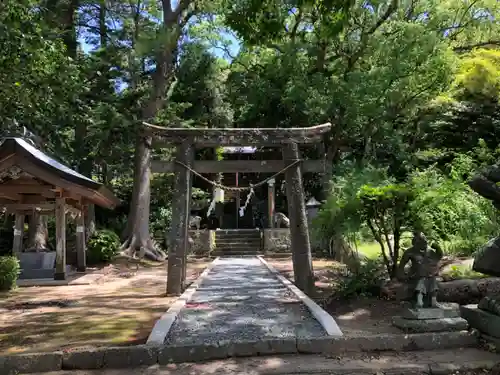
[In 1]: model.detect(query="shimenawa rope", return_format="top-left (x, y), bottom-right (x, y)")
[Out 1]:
top-left (174, 159), bottom-right (302, 217)
top-left (174, 159), bottom-right (302, 192)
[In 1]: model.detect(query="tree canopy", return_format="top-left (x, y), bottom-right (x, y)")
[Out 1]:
top-left (1, 0), bottom-right (500, 282)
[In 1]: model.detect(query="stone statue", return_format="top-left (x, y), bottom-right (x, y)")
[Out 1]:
top-left (397, 232), bottom-right (443, 309)
top-left (274, 212), bottom-right (290, 228)
top-left (189, 215), bottom-right (202, 230)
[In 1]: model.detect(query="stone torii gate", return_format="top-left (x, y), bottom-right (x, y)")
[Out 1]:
top-left (146, 122), bottom-right (332, 296)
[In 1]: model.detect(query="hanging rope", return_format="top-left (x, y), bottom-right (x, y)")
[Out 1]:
top-left (177, 158), bottom-right (302, 218)
top-left (174, 159), bottom-right (302, 192)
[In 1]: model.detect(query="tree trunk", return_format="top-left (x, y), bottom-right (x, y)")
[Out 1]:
top-left (121, 132), bottom-right (166, 261)
top-left (26, 213), bottom-right (49, 251)
top-left (44, 0), bottom-right (79, 58)
top-left (120, 0), bottom-right (195, 262)
top-left (318, 124), bottom-right (355, 263)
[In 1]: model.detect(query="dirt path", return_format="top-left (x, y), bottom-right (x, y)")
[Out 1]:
top-left (30, 348), bottom-right (500, 374)
top-left (0, 259), bottom-right (210, 354)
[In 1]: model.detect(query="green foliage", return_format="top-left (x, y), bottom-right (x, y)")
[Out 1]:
top-left (316, 145), bottom-right (500, 274)
top-left (170, 41), bottom-right (233, 127)
top-left (151, 207), bottom-right (172, 236)
top-left (0, 0), bottom-right (499, 263)
top-left (0, 256), bottom-right (20, 291)
top-left (313, 165), bottom-right (389, 246)
top-left (409, 154), bottom-right (500, 256)
top-left (223, 0), bottom-right (354, 46)
top-left (356, 182), bottom-right (413, 277)
top-left (87, 229), bottom-right (121, 264)
top-left (453, 49), bottom-right (500, 101)
top-left (357, 184), bottom-right (413, 235)
top-left (335, 258), bottom-right (387, 299)
top-left (314, 165), bottom-right (413, 277)
top-left (441, 264), bottom-right (486, 281)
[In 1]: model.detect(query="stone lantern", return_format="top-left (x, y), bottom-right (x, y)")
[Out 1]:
top-left (306, 197), bottom-right (321, 251)
top-left (305, 197), bottom-right (321, 225)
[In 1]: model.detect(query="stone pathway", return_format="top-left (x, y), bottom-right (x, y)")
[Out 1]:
top-left (165, 257), bottom-right (326, 345)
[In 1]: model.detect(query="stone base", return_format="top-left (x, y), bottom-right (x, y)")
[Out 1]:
top-left (53, 272), bottom-right (66, 281)
top-left (460, 304), bottom-right (500, 339)
top-left (392, 316), bottom-right (468, 333)
top-left (401, 303), bottom-right (460, 320)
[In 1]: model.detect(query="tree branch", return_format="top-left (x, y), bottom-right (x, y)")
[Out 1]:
top-left (172, 0), bottom-right (194, 23)
top-left (453, 40), bottom-right (500, 52)
top-left (290, 7), bottom-right (303, 41)
top-left (345, 0), bottom-right (399, 75)
top-left (367, 0), bottom-right (399, 35)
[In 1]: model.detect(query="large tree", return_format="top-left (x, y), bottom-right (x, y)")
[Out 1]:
top-left (120, 0), bottom-right (203, 265)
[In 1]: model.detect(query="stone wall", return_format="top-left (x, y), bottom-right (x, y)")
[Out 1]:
top-left (263, 229), bottom-right (291, 253)
top-left (188, 230), bottom-right (214, 256)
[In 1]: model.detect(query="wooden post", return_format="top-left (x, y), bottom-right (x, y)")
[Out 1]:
top-left (167, 142), bottom-right (194, 296)
top-left (235, 172), bottom-right (240, 229)
top-left (75, 210), bottom-right (86, 272)
top-left (268, 178), bottom-right (275, 228)
top-left (182, 151), bottom-right (194, 291)
top-left (12, 213), bottom-right (25, 256)
top-left (282, 142), bottom-right (314, 294)
top-left (54, 197), bottom-right (66, 280)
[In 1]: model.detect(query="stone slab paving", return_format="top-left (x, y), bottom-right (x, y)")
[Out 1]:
top-left (164, 257), bottom-right (326, 346)
top-left (29, 348), bottom-right (500, 375)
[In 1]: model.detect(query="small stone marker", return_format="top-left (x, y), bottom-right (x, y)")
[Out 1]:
top-left (18, 251), bottom-right (60, 280)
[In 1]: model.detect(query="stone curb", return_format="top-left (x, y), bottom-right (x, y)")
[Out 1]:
top-left (261, 360), bottom-right (498, 375)
top-left (428, 360), bottom-right (499, 375)
top-left (257, 255), bottom-right (343, 337)
top-left (0, 331), bottom-right (479, 374)
top-left (146, 256), bottom-right (221, 345)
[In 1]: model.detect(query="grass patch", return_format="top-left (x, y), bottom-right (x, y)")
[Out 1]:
top-left (441, 264), bottom-right (486, 281)
top-left (357, 241), bottom-right (381, 259)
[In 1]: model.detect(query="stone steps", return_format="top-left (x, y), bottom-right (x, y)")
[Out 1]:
top-left (212, 251), bottom-right (260, 257)
top-left (215, 242), bottom-right (261, 246)
top-left (214, 245), bottom-right (259, 250)
top-left (214, 229), bottom-right (262, 255)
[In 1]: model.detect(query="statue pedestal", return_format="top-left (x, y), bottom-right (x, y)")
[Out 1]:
top-left (393, 303), bottom-right (469, 333)
top-left (460, 304), bottom-right (500, 339)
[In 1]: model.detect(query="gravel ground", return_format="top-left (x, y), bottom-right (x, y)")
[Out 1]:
top-left (165, 257), bottom-right (326, 345)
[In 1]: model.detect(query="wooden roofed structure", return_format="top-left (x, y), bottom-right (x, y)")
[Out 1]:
top-left (0, 137), bottom-right (120, 280)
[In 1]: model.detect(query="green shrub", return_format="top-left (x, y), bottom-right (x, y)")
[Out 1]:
top-left (313, 165), bottom-right (389, 257)
top-left (408, 160), bottom-right (499, 256)
top-left (357, 183), bottom-right (414, 277)
top-left (442, 235), bottom-right (489, 257)
top-left (87, 229), bottom-right (120, 264)
top-left (0, 256), bottom-right (20, 291)
top-left (441, 264), bottom-right (486, 281)
top-left (335, 258), bottom-right (388, 299)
